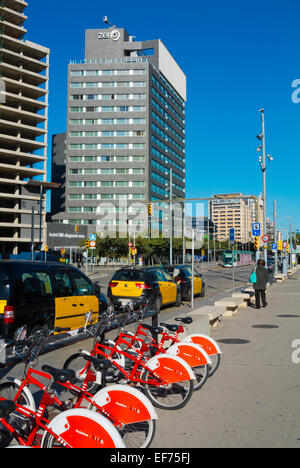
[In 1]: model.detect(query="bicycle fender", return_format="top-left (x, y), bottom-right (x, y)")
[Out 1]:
top-left (182, 334), bottom-right (222, 355)
top-left (146, 353), bottom-right (195, 383)
top-left (167, 342), bottom-right (212, 367)
top-left (43, 408), bottom-right (125, 448)
top-left (10, 378), bottom-right (36, 413)
top-left (91, 384), bottom-right (158, 424)
top-left (105, 340), bottom-right (126, 368)
top-left (76, 350), bottom-right (102, 385)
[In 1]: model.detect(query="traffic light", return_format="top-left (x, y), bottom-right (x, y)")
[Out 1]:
top-left (147, 204), bottom-right (153, 216)
top-left (254, 236), bottom-right (259, 250)
top-left (75, 225), bottom-right (79, 233)
top-left (286, 243), bottom-right (290, 253)
top-left (277, 240), bottom-right (282, 251)
top-left (85, 239), bottom-right (90, 250)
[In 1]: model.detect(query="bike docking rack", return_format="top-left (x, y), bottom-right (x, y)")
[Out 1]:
top-left (0, 305), bottom-right (160, 374)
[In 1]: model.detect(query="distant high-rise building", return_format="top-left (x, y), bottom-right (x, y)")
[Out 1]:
top-left (0, 0), bottom-right (49, 254)
top-left (51, 25), bottom-right (186, 236)
top-left (209, 193), bottom-right (263, 244)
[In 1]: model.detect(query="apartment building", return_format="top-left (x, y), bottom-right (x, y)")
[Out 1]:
top-left (51, 25), bottom-right (186, 237)
top-left (0, 0), bottom-right (49, 254)
top-left (209, 193), bottom-right (263, 244)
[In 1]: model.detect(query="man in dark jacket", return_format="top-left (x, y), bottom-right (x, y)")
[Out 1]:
top-left (253, 259), bottom-right (269, 308)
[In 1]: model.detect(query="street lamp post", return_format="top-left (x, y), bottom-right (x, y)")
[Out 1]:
top-left (257, 108), bottom-right (274, 264)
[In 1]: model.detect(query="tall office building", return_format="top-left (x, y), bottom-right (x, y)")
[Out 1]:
top-left (51, 25), bottom-right (186, 237)
top-left (209, 193), bottom-right (263, 244)
top-left (0, 0), bottom-right (49, 255)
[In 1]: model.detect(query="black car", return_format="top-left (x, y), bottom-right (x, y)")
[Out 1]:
top-left (0, 260), bottom-right (103, 339)
top-left (163, 265), bottom-right (205, 301)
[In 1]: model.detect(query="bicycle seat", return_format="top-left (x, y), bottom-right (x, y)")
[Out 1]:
top-left (174, 316), bottom-right (193, 324)
top-left (82, 354), bottom-right (111, 371)
top-left (42, 365), bottom-right (76, 384)
top-left (141, 323), bottom-right (164, 334)
top-left (160, 323), bottom-right (180, 333)
top-left (0, 400), bottom-right (16, 419)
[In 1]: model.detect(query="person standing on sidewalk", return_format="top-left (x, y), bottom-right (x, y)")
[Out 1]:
top-left (253, 259), bottom-right (269, 309)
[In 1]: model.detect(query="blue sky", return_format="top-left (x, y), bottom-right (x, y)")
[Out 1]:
top-left (25, 0), bottom-right (300, 232)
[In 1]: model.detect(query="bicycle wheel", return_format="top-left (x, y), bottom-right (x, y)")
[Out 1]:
top-left (63, 353), bottom-right (101, 395)
top-left (0, 382), bottom-right (34, 446)
top-left (208, 353), bottom-right (221, 377)
top-left (87, 410), bottom-right (156, 448)
top-left (192, 364), bottom-right (209, 390)
top-left (87, 384), bottom-right (157, 448)
top-left (98, 340), bottom-right (125, 382)
top-left (0, 382), bottom-right (33, 409)
top-left (41, 409), bottom-right (125, 448)
top-left (119, 419), bottom-right (156, 448)
top-left (142, 371), bottom-right (194, 410)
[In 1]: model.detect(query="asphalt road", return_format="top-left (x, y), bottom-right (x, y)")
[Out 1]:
top-left (90, 264), bottom-right (255, 311)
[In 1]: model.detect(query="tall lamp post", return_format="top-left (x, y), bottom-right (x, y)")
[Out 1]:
top-left (256, 108), bottom-right (274, 264)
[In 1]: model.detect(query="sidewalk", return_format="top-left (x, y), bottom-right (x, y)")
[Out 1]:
top-left (152, 271), bottom-right (300, 448)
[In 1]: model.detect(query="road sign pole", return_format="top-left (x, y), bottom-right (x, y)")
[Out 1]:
top-left (274, 200), bottom-right (278, 275)
top-left (191, 229), bottom-right (195, 310)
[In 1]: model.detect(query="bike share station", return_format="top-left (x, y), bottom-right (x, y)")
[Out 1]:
top-left (0, 303), bottom-right (161, 377)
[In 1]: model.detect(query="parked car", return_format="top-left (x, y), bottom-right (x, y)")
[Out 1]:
top-left (0, 260), bottom-right (102, 339)
top-left (163, 265), bottom-right (205, 301)
top-left (107, 266), bottom-right (181, 311)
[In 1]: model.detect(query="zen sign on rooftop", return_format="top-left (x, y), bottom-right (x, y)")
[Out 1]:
top-left (98, 30), bottom-right (120, 41)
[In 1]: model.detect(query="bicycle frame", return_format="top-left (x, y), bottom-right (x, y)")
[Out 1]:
top-left (123, 309), bottom-right (221, 358)
top-left (93, 336), bottom-right (169, 387)
top-left (0, 391), bottom-right (71, 448)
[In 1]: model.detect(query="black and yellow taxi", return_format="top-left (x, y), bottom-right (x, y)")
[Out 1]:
top-left (0, 260), bottom-right (101, 338)
top-left (107, 266), bottom-right (182, 311)
top-left (163, 265), bottom-right (205, 301)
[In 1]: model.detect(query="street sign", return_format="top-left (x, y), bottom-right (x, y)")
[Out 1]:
top-left (261, 234), bottom-right (269, 243)
top-left (252, 223), bottom-right (261, 237)
top-left (272, 243), bottom-right (277, 252)
top-left (89, 241), bottom-right (96, 249)
top-left (229, 228), bottom-right (235, 244)
top-left (282, 240), bottom-right (287, 250)
top-left (89, 233), bottom-right (97, 242)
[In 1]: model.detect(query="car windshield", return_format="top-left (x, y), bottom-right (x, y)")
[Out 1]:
top-left (112, 269), bottom-right (145, 282)
top-left (181, 267), bottom-right (197, 277)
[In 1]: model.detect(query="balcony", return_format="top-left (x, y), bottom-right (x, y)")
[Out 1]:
top-left (0, 5), bottom-right (27, 26)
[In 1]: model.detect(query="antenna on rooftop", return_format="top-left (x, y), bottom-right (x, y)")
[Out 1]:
top-left (103, 16), bottom-right (117, 28)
